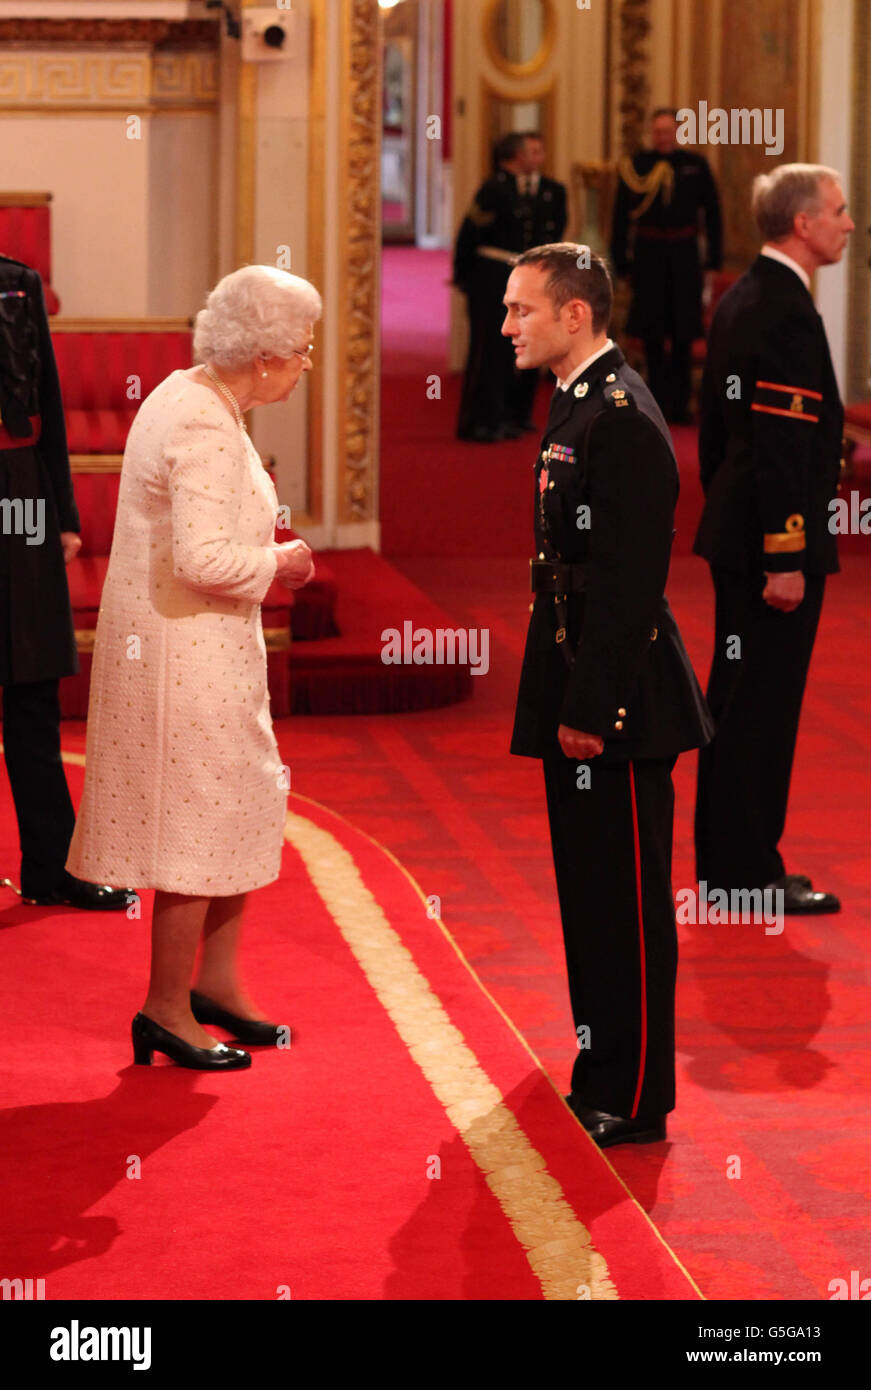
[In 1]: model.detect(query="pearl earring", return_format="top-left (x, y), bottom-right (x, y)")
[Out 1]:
top-left (261, 370), bottom-right (268, 378)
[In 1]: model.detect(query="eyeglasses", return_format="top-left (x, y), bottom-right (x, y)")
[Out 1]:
top-left (291, 344), bottom-right (314, 361)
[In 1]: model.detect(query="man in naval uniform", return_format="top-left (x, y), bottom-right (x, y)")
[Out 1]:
top-left (454, 132), bottom-right (565, 442)
top-left (694, 164), bottom-right (853, 913)
top-left (610, 108), bottom-right (722, 423)
top-left (504, 243), bottom-right (712, 1148)
top-left (0, 252), bottom-right (128, 909)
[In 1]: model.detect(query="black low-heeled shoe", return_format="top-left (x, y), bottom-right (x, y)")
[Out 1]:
top-left (131, 1012), bottom-right (251, 1070)
top-left (190, 990), bottom-right (288, 1047)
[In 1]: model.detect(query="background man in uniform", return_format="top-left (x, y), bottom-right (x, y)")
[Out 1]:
top-left (453, 132), bottom-right (566, 442)
top-left (610, 107), bottom-right (722, 423)
top-left (505, 243), bottom-right (712, 1147)
top-left (0, 252), bottom-right (128, 910)
top-left (511, 131), bottom-right (568, 431)
top-left (693, 164), bottom-right (854, 913)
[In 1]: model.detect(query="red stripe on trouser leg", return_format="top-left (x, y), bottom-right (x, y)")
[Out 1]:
top-left (628, 761), bottom-right (648, 1119)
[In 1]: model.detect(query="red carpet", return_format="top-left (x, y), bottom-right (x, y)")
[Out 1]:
top-left (289, 548), bottom-right (472, 713)
top-left (283, 553), bottom-right (871, 1301)
top-left (0, 787), bottom-right (699, 1301)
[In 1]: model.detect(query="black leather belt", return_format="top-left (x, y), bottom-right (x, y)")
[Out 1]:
top-left (530, 559), bottom-right (587, 594)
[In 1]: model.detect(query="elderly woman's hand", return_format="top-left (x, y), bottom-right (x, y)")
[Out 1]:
top-left (275, 538), bottom-right (315, 590)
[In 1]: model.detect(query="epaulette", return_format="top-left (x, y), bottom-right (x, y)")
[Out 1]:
top-left (602, 374), bottom-right (634, 409)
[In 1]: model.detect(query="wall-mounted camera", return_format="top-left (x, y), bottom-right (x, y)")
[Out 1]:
top-left (241, 8), bottom-right (298, 62)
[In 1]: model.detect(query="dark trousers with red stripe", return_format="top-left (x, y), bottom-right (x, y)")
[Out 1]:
top-left (543, 754), bottom-right (678, 1120)
top-left (695, 568), bottom-right (825, 889)
top-left (1, 679), bottom-right (76, 896)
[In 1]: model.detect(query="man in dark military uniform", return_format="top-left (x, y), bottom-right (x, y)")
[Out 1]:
top-left (454, 132), bottom-right (566, 442)
top-left (0, 253), bottom-right (127, 909)
top-left (504, 243), bottom-right (713, 1147)
top-left (610, 108), bottom-right (722, 424)
top-left (694, 164), bottom-right (854, 913)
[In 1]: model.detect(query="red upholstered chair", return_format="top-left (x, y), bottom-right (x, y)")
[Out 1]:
top-left (51, 320), bottom-right (194, 457)
top-left (0, 192), bottom-right (61, 313)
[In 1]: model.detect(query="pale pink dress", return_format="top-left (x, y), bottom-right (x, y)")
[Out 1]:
top-left (66, 370), bottom-right (286, 895)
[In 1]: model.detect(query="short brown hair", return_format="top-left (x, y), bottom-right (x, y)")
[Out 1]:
top-left (493, 132), bottom-right (525, 166)
top-left (514, 242), bottom-right (613, 333)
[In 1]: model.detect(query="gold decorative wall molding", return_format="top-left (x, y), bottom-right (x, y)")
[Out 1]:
top-left (0, 52), bottom-right (149, 108)
top-left (0, 49), bottom-right (219, 112)
top-left (235, 4), bottom-right (258, 268)
top-left (479, 73), bottom-right (556, 181)
top-left (482, 0), bottom-right (556, 80)
top-left (616, 0), bottom-right (651, 156)
top-left (152, 52), bottom-right (219, 107)
top-left (306, 0), bottom-right (327, 526)
top-left (339, 0), bottom-right (380, 524)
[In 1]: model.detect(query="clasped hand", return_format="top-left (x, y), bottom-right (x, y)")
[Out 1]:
top-left (558, 724), bottom-right (604, 760)
top-left (275, 538), bottom-right (315, 590)
top-left (762, 570), bottom-right (804, 612)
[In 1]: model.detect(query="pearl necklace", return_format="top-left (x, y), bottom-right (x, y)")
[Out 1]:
top-left (203, 363), bottom-right (246, 431)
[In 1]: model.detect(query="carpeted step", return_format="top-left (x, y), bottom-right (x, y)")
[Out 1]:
top-left (287, 548), bottom-right (475, 714)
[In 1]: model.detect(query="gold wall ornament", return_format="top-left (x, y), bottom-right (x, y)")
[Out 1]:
top-left (235, 11), bottom-right (258, 268)
top-left (479, 74), bottom-right (556, 187)
top-left (569, 161), bottom-right (619, 249)
top-left (0, 53), bottom-right (149, 109)
top-left (304, 0), bottom-right (328, 528)
top-left (0, 50), bottom-right (219, 113)
top-left (483, 0), bottom-right (556, 80)
top-left (152, 53), bottom-right (219, 107)
top-left (339, 0), bottom-right (380, 524)
top-left (616, 0), bottom-right (651, 156)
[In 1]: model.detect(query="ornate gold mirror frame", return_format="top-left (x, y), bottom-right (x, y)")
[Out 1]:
top-left (483, 0), bottom-right (556, 79)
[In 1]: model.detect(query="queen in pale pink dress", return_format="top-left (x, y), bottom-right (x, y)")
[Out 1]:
top-left (66, 265), bottom-right (322, 1071)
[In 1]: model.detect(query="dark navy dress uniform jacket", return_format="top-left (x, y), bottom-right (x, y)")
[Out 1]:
top-left (511, 345), bottom-right (713, 762)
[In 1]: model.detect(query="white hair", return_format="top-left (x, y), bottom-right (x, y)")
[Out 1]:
top-left (752, 163), bottom-right (841, 242)
top-left (193, 264), bottom-right (323, 369)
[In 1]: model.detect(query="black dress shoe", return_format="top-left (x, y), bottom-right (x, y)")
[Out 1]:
top-left (131, 1012), bottom-right (251, 1069)
top-left (515, 419), bottom-right (537, 432)
top-left (190, 990), bottom-right (288, 1046)
top-left (565, 1094), bottom-right (666, 1148)
top-left (768, 874), bottom-right (841, 914)
top-left (497, 422), bottom-right (524, 439)
top-left (23, 874), bottom-right (133, 911)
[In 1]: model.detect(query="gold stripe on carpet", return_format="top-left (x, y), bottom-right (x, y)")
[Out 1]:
top-left (283, 808), bottom-right (619, 1301)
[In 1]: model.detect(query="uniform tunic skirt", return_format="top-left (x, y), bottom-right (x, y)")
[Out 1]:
top-left (66, 370), bottom-right (286, 895)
